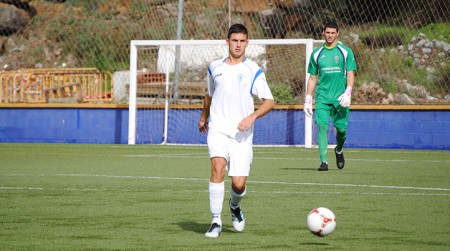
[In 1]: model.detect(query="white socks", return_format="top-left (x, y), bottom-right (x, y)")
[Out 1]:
top-left (209, 181), bottom-right (247, 223)
top-left (230, 187), bottom-right (246, 209)
top-left (209, 181), bottom-right (224, 224)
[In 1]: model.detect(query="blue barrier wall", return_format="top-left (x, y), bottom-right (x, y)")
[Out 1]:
top-left (347, 110), bottom-right (450, 150)
top-left (0, 107), bottom-right (449, 150)
top-left (0, 108), bottom-right (129, 144)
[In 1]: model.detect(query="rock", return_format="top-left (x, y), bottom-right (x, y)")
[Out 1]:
top-left (396, 93), bottom-right (415, 104)
top-left (258, 8), bottom-right (286, 38)
top-left (0, 3), bottom-right (30, 35)
top-left (424, 41), bottom-right (433, 48)
top-left (348, 32), bottom-right (359, 44)
top-left (397, 79), bottom-right (429, 98)
top-left (416, 39), bottom-right (426, 47)
top-left (422, 48), bottom-right (432, 54)
top-left (381, 93), bottom-right (395, 104)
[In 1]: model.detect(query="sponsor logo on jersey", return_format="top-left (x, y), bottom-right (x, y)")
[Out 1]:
top-left (322, 67), bottom-right (341, 74)
top-left (237, 73), bottom-right (243, 83)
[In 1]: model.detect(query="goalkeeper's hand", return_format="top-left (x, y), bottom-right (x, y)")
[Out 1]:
top-left (303, 95), bottom-right (313, 117)
top-left (338, 87), bottom-right (352, 107)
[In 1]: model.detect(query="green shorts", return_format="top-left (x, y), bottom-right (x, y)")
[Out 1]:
top-left (315, 102), bottom-right (349, 129)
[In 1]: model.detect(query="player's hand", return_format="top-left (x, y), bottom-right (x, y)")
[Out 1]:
top-left (198, 120), bottom-right (208, 133)
top-left (338, 87), bottom-right (352, 107)
top-left (238, 115), bottom-right (256, 132)
top-left (304, 95), bottom-right (313, 117)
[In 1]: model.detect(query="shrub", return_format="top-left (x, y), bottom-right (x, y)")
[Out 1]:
top-left (269, 82), bottom-right (296, 105)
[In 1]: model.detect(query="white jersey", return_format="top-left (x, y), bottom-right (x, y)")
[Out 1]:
top-left (207, 57), bottom-right (274, 143)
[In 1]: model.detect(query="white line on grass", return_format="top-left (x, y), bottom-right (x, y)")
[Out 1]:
top-left (255, 157), bottom-right (450, 163)
top-left (2, 173), bottom-right (450, 193)
top-left (248, 180), bottom-right (450, 191)
top-left (125, 154), bottom-right (450, 163)
top-left (0, 186), bottom-right (449, 197)
top-left (3, 143), bottom-right (448, 156)
top-left (126, 154), bottom-right (205, 158)
top-left (249, 190), bottom-right (450, 196)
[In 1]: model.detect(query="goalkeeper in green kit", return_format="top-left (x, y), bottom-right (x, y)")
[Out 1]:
top-left (304, 21), bottom-right (357, 171)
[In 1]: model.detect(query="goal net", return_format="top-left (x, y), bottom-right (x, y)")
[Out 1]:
top-left (128, 39), bottom-right (314, 147)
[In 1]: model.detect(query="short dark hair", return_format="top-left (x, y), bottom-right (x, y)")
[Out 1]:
top-left (323, 21), bottom-right (339, 32)
top-left (227, 23), bottom-right (248, 39)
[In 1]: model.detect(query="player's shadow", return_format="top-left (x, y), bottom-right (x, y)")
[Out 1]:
top-left (174, 221), bottom-right (233, 234)
top-left (302, 242), bottom-right (330, 246)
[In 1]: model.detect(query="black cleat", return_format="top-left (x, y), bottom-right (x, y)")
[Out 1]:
top-left (229, 200), bottom-right (245, 232)
top-left (318, 162), bottom-right (328, 171)
top-left (335, 148), bottom-right (345, 169)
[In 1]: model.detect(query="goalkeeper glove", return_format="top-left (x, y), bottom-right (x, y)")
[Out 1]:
top-left (304, 95), bottom-right (313, 117)
top-left (338, 87), bottom-right (352, 107)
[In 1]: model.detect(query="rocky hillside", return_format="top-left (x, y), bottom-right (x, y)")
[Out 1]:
top-left (1, 0), bottom-right (449, 104)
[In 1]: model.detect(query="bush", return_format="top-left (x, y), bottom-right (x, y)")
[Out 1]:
top-left (269, 82), bottom-right (296, 105)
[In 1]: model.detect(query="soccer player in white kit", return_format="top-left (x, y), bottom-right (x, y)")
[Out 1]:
top-left (198, 23), bottom-right (275, 238)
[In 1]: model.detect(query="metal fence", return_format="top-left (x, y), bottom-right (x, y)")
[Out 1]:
top-left (0, 68), bottom-right (112, 103)
top-left (0, 0), bottom-right (448, 104)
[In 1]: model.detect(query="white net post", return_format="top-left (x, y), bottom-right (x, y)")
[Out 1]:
top-left (304, 40), bottom-right (314, 148)
top-left (162, 60), bottom-right (170, 144)
top-left (128, 41), bottom-right (138, 145)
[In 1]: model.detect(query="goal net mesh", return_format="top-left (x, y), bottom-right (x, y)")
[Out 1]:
top-left (129, 40), bottom-right (322, 146)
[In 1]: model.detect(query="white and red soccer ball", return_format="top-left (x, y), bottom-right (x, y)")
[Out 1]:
top-left (306, 207), bottom-right (336, 237)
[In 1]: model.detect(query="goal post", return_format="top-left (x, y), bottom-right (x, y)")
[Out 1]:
top-left (128, 39), bottom-right (314, 147)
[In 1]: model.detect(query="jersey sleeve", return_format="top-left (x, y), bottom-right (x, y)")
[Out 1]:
top-left (307, 54), bottom-right (318, 75)
top-left (346, 49), bottom-right (357, 72)
top-left (207, 65), bottom-right (214, 97)
top-left (251, 71), bottom-right (274, 100)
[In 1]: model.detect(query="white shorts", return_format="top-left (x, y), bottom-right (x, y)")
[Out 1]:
top-left (207, 132), bottom-right (253, 177)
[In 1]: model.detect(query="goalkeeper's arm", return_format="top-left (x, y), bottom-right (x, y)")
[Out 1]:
top-left (338, 71), bottom-right (355, 107)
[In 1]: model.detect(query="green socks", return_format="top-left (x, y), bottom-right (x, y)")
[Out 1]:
top-left (336, 127), bottom-right (346, 152)
top-left (318, 125), bottom-right (347, 162)
top-left (318, 124), bottom-right (328, 162)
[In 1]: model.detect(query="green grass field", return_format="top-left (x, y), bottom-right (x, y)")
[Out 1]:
top-left (1, 143), bottom-right (449, 250)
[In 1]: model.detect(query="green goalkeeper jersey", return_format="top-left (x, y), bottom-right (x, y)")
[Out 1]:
top-left (307, 42), bottom-right (357, 104)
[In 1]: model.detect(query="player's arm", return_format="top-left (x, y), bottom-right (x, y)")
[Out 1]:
top-left (306, 74), bottom-right (317, 96)
top-left (338, 70), bottom-right (355, 107)
top-left (238, 98), bottom-right (275, 132)
top-left (346, 70), bottom-right (355, 89)
top-left (198, 94), bottom-right (211, 133)
top-left (253, 98), bottom-right (275, 119)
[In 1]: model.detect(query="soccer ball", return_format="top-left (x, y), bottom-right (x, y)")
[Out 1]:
top-left (306, 207), bottom-right (336, 237)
